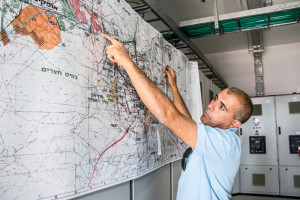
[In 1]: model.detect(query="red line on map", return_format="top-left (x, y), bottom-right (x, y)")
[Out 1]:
top-left (88, 125), bottom-right (131, 187)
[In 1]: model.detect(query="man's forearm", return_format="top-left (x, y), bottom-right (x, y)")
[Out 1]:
top-left (170, 85), bottom-right (191, 119)
top-left (123, 61), bottom-right (179, 123)
top-left (123, 61), bottom-right (197, 148)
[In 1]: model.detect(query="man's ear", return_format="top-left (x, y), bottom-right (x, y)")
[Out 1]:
top-left (230, 120), bottom-right (242, 128)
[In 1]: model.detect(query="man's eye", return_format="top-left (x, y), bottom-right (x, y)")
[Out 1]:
top-left (221, 105), bottom-right (225, 111)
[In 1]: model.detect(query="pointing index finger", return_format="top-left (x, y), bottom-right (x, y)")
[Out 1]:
top-left (103, 34), bottom-right (119, 44)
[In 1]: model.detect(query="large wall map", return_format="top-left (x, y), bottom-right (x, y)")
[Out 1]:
top-left (0, 0), bottom-right (201, 199)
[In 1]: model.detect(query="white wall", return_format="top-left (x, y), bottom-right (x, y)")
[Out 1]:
top-left (263, 42), bottom-right (300, 95)
top-left (206, 49), bottom-right (256, 96)
top-left (206, 42), bottom-right (300, 97)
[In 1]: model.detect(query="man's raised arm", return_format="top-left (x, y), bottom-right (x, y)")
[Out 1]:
top-left (165, 65), bottom-right (191, 119)
top-left (104, 34), bottom-right (197, 148)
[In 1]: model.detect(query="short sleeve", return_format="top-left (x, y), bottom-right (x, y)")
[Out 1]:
top-left (194, 123), bottom-right (239, 162)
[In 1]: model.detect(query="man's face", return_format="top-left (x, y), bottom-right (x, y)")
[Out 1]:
top-left (200, 89), bottom-right (240, 129)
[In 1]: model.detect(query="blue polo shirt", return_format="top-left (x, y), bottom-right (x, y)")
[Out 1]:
top-left (177, 123), bottom-right (241, 200)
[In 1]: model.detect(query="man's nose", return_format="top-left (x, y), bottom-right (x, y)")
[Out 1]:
top-left (207, 101), bottom-right (216, 111)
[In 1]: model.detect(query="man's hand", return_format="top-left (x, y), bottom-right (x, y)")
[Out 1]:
top-left (104, 34), bottom-right (134, 68)
top-left (165, 65), bottom-right (177, 89)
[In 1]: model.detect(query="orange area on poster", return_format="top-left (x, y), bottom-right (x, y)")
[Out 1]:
top-left (0, 30), bottom-right (10, 46)
top-left (12, 5), bottom-right (61, 49)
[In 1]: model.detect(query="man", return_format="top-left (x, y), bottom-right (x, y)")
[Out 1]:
top-left (104, 34), bottom-right (253, 200)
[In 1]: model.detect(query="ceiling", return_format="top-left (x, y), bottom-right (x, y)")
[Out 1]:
top-left (130, 0), bottom-right (300, 92)
top-left (141, 0), bottom-right (300, 53)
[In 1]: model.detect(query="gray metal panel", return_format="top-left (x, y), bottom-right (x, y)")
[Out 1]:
top-left (214, 84), bottom-right (221, 94)
top-left (276, 94), bottom-right (300, 166)
top-left (198, 70), bottom-right (205, 113)
top-left (203, 76), bottom-right (209, 110)
top-left (240, 96), bottom-right (278, 165)
top-left (203, 76), bottom-right (214, 111)
top-left (240, 165), bottom-right (279, 195)
top-left (135, 164), bottom-right (171, 200)
top-left (74, 181), bottom-right (130, 200)
top-left (172, 160), bottom-right (182, 199)
top-left (279, 166), bottom-right (300, 197)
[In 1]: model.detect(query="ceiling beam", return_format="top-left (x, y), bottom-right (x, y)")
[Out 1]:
top-left (132, 5), bottom-right (151, 14)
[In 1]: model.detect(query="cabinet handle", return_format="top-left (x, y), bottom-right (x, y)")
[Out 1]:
top-left (278, 126), bottom-right (281, 135)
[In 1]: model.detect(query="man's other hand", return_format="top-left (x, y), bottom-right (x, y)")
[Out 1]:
top-left (104, 34), bottom-right (133, 68)
top-left (165, 65), bottom-right (177, 89)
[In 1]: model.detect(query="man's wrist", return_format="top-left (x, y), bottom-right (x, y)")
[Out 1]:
top-left (170, 84), bottom-right (178, 91)
top-left (121, 59), bottom-right (135, 69)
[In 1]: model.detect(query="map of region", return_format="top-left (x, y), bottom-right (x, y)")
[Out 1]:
top-left (0, 0), bottom-right (200, 199)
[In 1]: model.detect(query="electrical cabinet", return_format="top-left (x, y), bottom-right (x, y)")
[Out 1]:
top-left (236, 94), bottom-right (300, 197)
top-left (239, 96), bottom-right (279, 194)
top-left (276, 94), bottom-right (300, 166)
top-left (275, 94), bottom-right (300, 197)
top-left (240, 96), bottom-right (278, 166)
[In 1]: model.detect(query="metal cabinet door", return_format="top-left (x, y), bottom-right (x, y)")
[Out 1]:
top-left (275, 94), bottom-right (300, 166)
top-left (240, 96), bottom-right (278, 166)
top-left (279, 166), bottom-right (300, 197)
top-left (276, 94), bottom-right (300, 197)
top-left (240, 165), bottom-right (279, 195)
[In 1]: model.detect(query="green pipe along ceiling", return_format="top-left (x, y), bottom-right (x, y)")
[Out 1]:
top-left (163, 8), bottom-right (300, 39)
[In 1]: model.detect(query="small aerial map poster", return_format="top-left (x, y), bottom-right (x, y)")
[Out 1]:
top-left (0, 0), bottom-right (201, 199)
